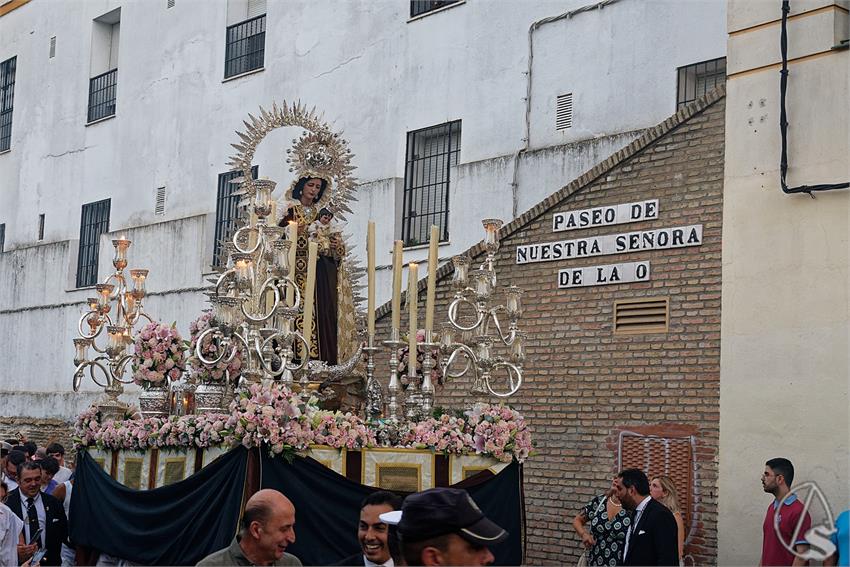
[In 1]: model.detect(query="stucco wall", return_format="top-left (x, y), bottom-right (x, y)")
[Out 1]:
top-left (719, 1), bottom-right (849, 564)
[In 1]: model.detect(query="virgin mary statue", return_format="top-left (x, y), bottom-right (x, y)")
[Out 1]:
top-left (277, 175), bottom-right (358, 365)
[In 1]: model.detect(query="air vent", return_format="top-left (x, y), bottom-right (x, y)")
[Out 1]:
top-left (556, 92), bottom-right (573, 130)
top-left (155, 187), bottom-right (166, 215)
top-left (614, 297), bottom-right (668, 334)
top-left (38, 213), bottom-right (45, 241)
top-left (167, 0), bottom-right (175, 7)
top-left (49, 36), bottom-right (56, 58)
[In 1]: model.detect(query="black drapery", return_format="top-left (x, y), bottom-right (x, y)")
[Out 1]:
top-left (70, 447), bottom-right (248, 566)
top-left (261, 452), bottom-right (525, 566)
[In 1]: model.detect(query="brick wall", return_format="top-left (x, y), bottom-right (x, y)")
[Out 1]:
top-left (374, 89), bottom-right (725, 564)
top-left (0, 417), bottom-right (76, 466)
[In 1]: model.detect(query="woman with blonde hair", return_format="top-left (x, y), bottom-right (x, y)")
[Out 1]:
top-left (650, 476), bottom-right (685, 562)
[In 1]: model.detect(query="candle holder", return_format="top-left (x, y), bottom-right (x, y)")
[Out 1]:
top-left (363, 336), bottom-right (383, 421)
top-left (72, 235), bottom-right (158, 418)
top-left (419, 330), bottom-right (438, 417)
top-left (382, 328), bottom-right (404, 423)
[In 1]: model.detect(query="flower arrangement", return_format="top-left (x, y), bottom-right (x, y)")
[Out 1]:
top-left (465, 402), bottom-right (533, 463)
top-left (225, 382), bottom-right (318, 455)
top-left (74, 384), bottom-right (533, 462)
top-left (131, 321), bottom-right (186, 387)
top-left (312, 411), bottom-right (377, 450)
top-left (186, 312), bottom-right (243, 383)
top-left (399, 413), bottom-right (474, 454)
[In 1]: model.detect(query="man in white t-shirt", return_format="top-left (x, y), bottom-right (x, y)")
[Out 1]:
top-left (0, 502), bottom-right (24, 567)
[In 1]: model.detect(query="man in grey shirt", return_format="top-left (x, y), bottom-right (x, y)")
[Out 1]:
top-left (197, 489), bottom-right (302, 566)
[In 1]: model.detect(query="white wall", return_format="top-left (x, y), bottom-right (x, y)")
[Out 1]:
top-left (719, 0), bottom-right (849, 564)
top-left (0, 0), bottom-right (726, 418)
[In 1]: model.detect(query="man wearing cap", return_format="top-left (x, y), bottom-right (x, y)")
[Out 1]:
top-left (380, 487), bottom-right (507, 566)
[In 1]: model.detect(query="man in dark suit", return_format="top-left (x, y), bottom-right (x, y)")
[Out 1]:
top-left (334, 491), bottom-right (403, 566)
top-left (615, 468), bottom-right (679, 566)
top-left (7, 460), bottom-right (68, 566)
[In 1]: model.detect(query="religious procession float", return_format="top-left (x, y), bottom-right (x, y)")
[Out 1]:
top-left (68, 103), bottom-right (531, 565)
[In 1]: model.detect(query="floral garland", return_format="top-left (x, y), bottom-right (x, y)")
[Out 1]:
top-left (186, 312), bottom-right (243, 383)
top-left (74, 382), bottom-right (533, 462)
top-left (131, 322), bottom-right (186, 387)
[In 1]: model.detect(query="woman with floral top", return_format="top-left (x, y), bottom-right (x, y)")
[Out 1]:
top-left (572, 478), bottom-right (633, 566)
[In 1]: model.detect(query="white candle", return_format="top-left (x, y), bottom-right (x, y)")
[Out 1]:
top-left (408, 263), bottom-right (418, 377)
top-left (391, 240), bottom-right (403, 331)
top-left (302, 241), bottom-right (318, 357)
top-left (367, 221), bottom-right (376, 339)
top-left (425, 225), bottom-right (438, 334)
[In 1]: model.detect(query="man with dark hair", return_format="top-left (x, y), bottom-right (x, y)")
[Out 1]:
top-left (45, 443), bottom-right (72, 483)
top-left (3, 450), bottom-right (26, 492)
top-left (614, 468), bottom-right (679, 566)
top-left (381, 487), bottom-right (508, 566)
top-left (761, 457), bottom-right (811, 566)
top-left (197, 489), bottom-right (302, 566)
top-left (21, 442), bottom-right (37, 460)
top-left (6, 460), bottom-right (68, 566)
top-left (334, 491), bottom-right (403, 566)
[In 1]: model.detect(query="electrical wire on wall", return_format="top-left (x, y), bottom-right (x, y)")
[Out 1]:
top-left (779, 0), bottom-right (849, 196)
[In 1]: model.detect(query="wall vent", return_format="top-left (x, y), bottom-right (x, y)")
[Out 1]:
top-left (155, 186), bottom-right (166, 215)
top-left (614, 297), bottom-right (668, 334)
top-left (49, 36), bottom-right (56, 58)
top-left (556, 92), bottom-right (573, 130)
top-left (167, 0), bottom-right (175, 7)
top-left (38, 213), bottom-right (45, 241)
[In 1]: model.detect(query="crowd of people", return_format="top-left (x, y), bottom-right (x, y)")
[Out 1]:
top-left (1, 438), bottom-right (74, 567)
top-left (2, 439), bottom-right (848, 567)
top-left (571, 459), bottom-right (849, 567)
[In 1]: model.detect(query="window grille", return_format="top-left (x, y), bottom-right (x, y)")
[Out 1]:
top-left (410, 0), bottom-right (461, 17)
top-left (167, 0), bottom-right (175, 8)
top-left (402, 120), bottom-right (460, 246)
top-left (213, 166), bottom-right (258, 267)
top-left (87, 68), bottom-right (117, 123)
top-left (0, 56), bottom-right (16, 152)
top-left (556, 92), bottom-right (573, 130)
top-left (155, 187), bottom-right (166, 215)
top-left (49, 36), bottom-right (56, 58)
top-left (224, 15), bottom-right (265, 79)
top-left (676, 57), bottom-right (726, 109)
top-left (0, 223), bottom-right (5, 253)
top-left (76, 199), bottom-right (111, 288)
top-left (38, 214), bottom-right (45, 241)
top-left (618, 431), bottom-right (695, 532)
top-left (614, 297), bottom-right (668, 334)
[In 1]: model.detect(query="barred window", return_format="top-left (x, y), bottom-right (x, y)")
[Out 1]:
top-left (213, 166), bottom-right (258, 267)
top-left (410, 1), bottom-right (461, 18)
top-left (88, 69), bottom-right (118, 123)
top-left (76, 199), bottom-right (111, 288)
top-left (0, 56), bottom-right (16, 152)
top-left (224, 15), bottom-right (265, 79)
top-left (402, 121), bottom-right (460, 247)
top-left (677, 57), bottom-right (726, 109)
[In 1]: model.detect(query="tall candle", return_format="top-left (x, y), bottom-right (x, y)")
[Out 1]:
top-left (367, 221), bottom-right (376, 338)
top-left (408, 263), bottom-right (418, 377)
top-left (391, 240), bottom-right (403, 331)
top-left (424, 225), bottom-right (439, 333)
top-left (287, 221), bottom-right (297, 305)
top-left (302, 241), bottom-right (318, 357)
